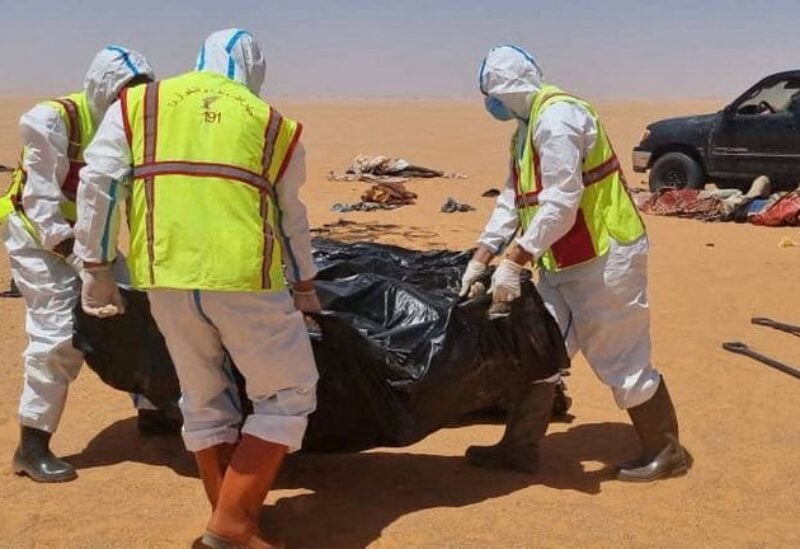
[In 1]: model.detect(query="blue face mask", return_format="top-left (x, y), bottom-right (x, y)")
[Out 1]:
top-left (484, 96), bottom-right (514, 121)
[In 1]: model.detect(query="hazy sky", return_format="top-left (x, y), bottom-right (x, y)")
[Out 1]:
top-left (2, 0), bottom-right (799, 100)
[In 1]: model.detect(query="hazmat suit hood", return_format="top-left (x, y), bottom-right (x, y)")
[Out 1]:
top-left (196, 28), bottom-right (266, 95)
top-left (84, 45), bottom-right (154, 123)
top-left (479, 45), bottom-right (544, 121)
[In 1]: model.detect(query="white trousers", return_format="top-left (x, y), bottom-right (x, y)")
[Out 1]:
top-left (148, 289), bottom-right (319, 453)
top-left (3, 213), bottom-right (156, 432)
top-left (536, 236), bottom-right (661, 409)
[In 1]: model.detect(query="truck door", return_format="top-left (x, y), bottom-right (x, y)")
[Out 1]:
top-left (709, 76), bottom-right (800, 181)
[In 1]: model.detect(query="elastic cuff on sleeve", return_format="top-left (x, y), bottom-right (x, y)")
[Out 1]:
top-left (477, 239), bottom-right (501, 255)
top-left (72, 240), bottom-right (105, 265)
top-left (514, 237), bottom-right (541, 261)
top-left (287, 263), bottom-right (318, 285)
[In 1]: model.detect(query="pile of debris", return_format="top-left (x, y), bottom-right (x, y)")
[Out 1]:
top-left (636, 188), bottom-right (726, 221)
top-left (635, 177), bottom-right (800, 226)
top-left (328, 154), bottom-right (466, 184)
top-left (328, 154), bottom-right (476, 214)
top-left (332, 181), bottom-right (417, 213)
top-left (441, 197), bottom-right (476, 213)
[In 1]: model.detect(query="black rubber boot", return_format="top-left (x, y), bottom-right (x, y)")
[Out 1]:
top-left (466, 382), bottom-right (556, 474)
top-left (137, 407), bottom-right (183, 436)
top-left (617, 377), bottom-right (691, 482)
top-left (12, 426), bottom-right (77, 483)
top-left (1, 278), bottom-right (21, 298)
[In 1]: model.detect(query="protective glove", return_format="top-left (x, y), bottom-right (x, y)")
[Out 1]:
top-left (489, 258), bottom-right (525, 304)
top-left (459, 259), bottom-right (488, 298)
top-left (293, 288), bottom-right (322, 314)
top-left (81, 265), bottom-right (126, 318)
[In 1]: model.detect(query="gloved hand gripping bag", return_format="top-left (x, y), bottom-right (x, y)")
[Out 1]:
top-left (74, 239), bottom-right (569, 451)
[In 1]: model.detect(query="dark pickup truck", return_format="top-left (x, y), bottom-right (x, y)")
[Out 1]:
top-left (633, 71), bottom-right (800, 191)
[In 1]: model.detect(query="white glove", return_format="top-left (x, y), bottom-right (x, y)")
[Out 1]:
top-left (459, 259), bottom-right (488, 298)
top-left (294, 288), bottom-right (322, 314)
top-left (81, 265), bottom-right (126, 318)
top-left (489, 259), bottom-right (525, 303)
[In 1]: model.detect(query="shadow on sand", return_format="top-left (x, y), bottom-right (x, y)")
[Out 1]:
top-left (64, 418), bottom-right (639, 547)
top-left (62, 417), bottom-right (196, 477)
top-left (267, 422), bottom-right (637, 547)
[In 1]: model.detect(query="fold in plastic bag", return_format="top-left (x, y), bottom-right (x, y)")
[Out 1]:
top-left (72, 290), bottom-right (179, 409)
top-left (74, 239), bottom-right (569, 451)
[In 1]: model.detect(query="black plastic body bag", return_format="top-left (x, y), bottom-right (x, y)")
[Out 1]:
top-left (73, 239), bottom-right (570, 452)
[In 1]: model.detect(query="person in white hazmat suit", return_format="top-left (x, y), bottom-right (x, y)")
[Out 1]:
top-left (74, 29), bottom-right (320, 546)
top-left (460, 45), bottom-right (690, 482)
top-left (0, 46), bottom-right (182, 484)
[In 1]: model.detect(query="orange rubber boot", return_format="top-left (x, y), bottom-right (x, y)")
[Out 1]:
top-left (195, 443), bottom-right (236, 509)
top-left (205, 435), bottom-right (287, 545)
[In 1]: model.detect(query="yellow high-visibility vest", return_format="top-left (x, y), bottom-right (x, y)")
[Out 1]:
top-left (513, 84), bottom-right (645, 271)
top-left (120, 71), bottom-right (302, 291)
top-left (0, 92), bottom-right (94, 235)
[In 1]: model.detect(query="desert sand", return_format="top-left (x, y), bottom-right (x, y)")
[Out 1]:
top-left (1, 97), bottom-right (799, 548)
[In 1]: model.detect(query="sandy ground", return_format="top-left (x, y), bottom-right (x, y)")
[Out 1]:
top-left (1, 97), bottom-right (799, 548)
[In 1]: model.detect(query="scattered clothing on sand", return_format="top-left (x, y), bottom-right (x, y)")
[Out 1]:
top-left (751, 190), bottom-right (800, 226)
top-left (635, 176), bottom-right (800, 224)
top-left (331, 181), bottom-right (418, 213)
top-left (727, 194), bottom-right (783, 223)
top-left (482, 188), bottom-right (501, 198)
top-left (638, 188), bottom-right (726, 220)
top-left (328, 154), bottom-right (466, 183)
top-left (332, 202), bottom-right (402, 213)
top-left (441, 197), bottom-right (476, 213)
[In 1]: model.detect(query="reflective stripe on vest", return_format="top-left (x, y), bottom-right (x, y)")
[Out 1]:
top-left (141, 82), bottom-right (159, 285)
top-left (50, 97), bottom-right (86, 207)
top-left (132, 161), bottom-right (274, 194)
top-left (514, 85), bottom-right (645, 271)
top-left (53, 98), bottom-right (82, 161)
top-left (514, 155), bottom-right (621, 209)
top-left (3, 93), bottom-right (94, 237)
top-left (122, 72), bottom-right (301, 292)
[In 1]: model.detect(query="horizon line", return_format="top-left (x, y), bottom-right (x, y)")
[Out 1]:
top-left (0, 90), bottom-right (728, 104)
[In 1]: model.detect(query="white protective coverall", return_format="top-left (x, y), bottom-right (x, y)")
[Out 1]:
top-left (478, 46), bottom-right (660, 409)
top-left (1, 47), bottom-right (155, 433)
top-left (74, 29), bottom-right (319, 452)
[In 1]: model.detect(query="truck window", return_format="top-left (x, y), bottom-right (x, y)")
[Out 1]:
top-left (736, 78), bottom-right (800, 116)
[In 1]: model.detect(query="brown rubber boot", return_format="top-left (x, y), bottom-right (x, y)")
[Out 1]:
top-left (465, 381), bottom-right (556, 474)
top-left (195, 443), bottom-right (236, 509)
top-left (617, 377), bottom-right (691, 482)
top-left (13, 426), bottom-right (77, 483)
top-left (205, 435), bottom-right (287, 546)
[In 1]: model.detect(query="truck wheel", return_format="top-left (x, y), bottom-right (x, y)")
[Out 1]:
top-left (649, 152), bottom-right (704, 191)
